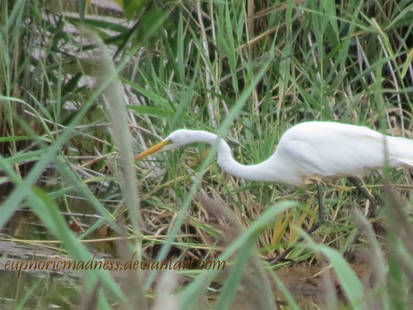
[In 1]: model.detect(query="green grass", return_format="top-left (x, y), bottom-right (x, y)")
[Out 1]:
top-left (0, 0), bottom-right (413, 309)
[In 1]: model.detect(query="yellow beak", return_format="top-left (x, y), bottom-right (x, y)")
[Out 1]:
top-left (136, 139), bottom-right (171, 160)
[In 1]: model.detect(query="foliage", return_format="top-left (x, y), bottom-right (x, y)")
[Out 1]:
top-left (0, 0), bottom-right (412, 308)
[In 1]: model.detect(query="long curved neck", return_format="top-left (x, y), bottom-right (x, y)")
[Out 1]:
top-left (183, 130), bottom-right (283, 182)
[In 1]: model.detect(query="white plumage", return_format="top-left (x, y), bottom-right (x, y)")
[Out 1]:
top-left (137, 121), bottom-right (413, 187)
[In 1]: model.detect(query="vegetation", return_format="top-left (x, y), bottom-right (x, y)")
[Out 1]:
top-left (0, 0), bottom-right (412, 308)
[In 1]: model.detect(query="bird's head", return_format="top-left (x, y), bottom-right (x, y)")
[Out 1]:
top-left (136, 129), bottom-right (194, 160)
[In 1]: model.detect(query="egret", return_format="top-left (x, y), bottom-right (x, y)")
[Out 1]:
top-left (137, 121), bottom-right (413, 222)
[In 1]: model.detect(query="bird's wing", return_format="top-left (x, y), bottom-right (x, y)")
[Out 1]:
top-left (277, 123), bottom-right (387, 178)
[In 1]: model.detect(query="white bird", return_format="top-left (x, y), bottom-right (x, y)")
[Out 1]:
top-left (137, 121), bottom-right (413, 187)
top-left (138, 121), bottom-right (413, 261)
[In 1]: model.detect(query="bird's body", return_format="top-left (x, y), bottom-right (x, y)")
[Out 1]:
top-left (266, 121), bottom-right (413, 186)
top-left (137, 121), bottom-right (413, 187)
